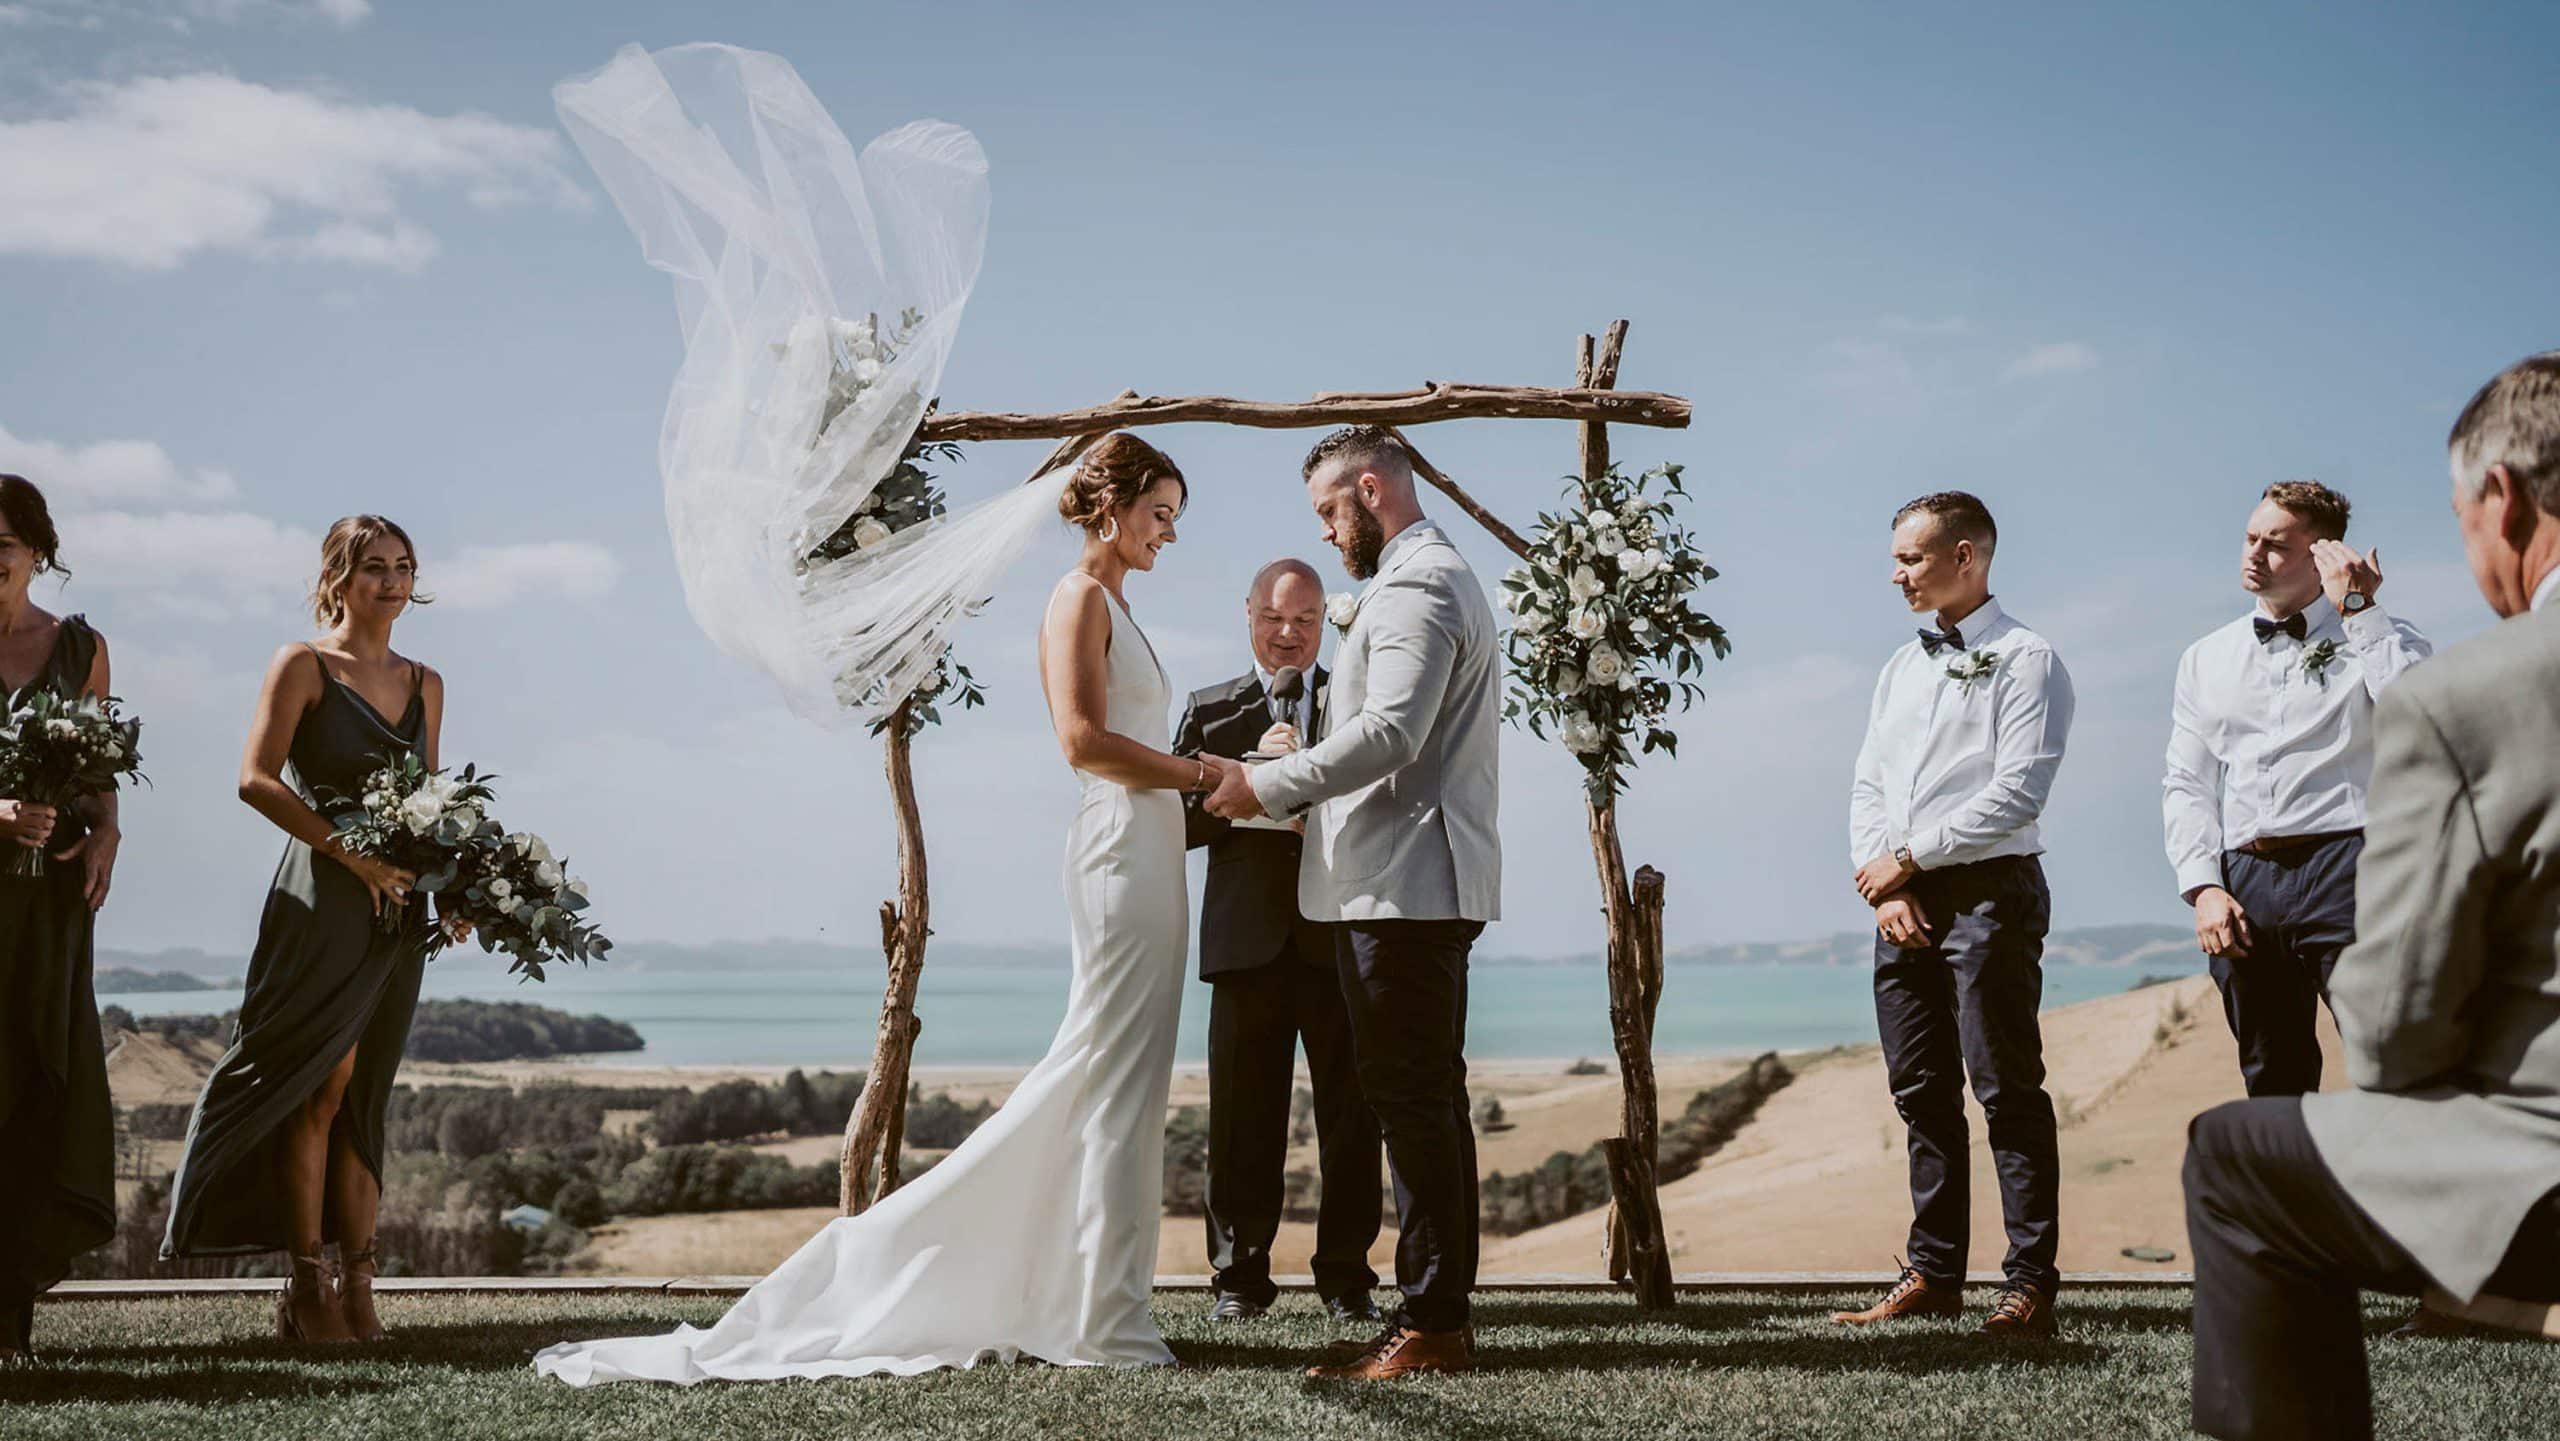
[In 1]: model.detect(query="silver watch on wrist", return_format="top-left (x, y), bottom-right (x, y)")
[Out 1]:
top-left (2340, 590), bottom-right (2373, 616)
top-left (1893, 844), bottom-right (1916, 873)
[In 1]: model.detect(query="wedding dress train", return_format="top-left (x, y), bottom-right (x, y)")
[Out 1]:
top-left (536, 591), bottom-right (1186, 1382)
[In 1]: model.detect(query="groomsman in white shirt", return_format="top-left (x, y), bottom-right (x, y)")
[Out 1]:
top-left (1837, 491), bottom-right (2076, 1339)
top-left (2163, 481), bottom-right (2430, 1098)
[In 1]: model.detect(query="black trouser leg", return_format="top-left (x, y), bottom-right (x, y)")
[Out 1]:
top-left (2186, 1098), bottom-right (2412, 1441)
top-left (1339, 918), bottom-right (1481, 1333)
top-left (2212, 840), bottom-right (2360, 1099)
top-left (1204, 965), bottom-right (1297, 1306)
top-left (1293, 942), bottom-right (1382, 1302)
top-left (1874, 929), bottom-right (1970, 1285)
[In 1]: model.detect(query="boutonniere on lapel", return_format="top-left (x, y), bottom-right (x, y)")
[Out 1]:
top-left (1325, 591), bottom-right (1359, 634)
top-left (1943, 649), bottom-right (2002, 695)
top-left (2299, 638), bottom-right (2343, 687)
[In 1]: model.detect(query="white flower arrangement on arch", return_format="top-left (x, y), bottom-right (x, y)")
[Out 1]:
top-left (1499, 462), bottom-right (1729, 802)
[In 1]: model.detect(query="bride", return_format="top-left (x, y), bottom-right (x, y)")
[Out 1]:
top-left (535, 434), bottom-right (1229, 1383)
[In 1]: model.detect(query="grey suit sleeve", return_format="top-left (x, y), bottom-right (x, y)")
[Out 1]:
top-left (1250, 572), bottom-right (1458, 818)
top-left (2328, 683), bottom-right (2497, 1092)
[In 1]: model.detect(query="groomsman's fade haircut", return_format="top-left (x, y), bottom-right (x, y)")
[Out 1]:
top-left (2450, 351), bottom-right (2560, 516)
top-left (1301, 425), bottom-right (1413, 488)
top-left (310, 514), bottom-right (433, 628)
top-left (1891, 490), bottom-right (1998, 558)
top-left (0, 473), bottom-right (67, 577)
top-left (2261, 480), bottom-right (2352, 541)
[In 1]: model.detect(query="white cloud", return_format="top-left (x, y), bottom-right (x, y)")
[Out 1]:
top-left (185, 0), bottom-right (372, 26)
top-left (2003, 341), bottom-right (2102, 380)
top-left (434, 542), bottom-right (621, 610)
top-left (0, 421), bottom-right (238, 505)
top-left (0, 71), bottom-right (584, 271)
top-left (68, 507), bottom-right (322, 614)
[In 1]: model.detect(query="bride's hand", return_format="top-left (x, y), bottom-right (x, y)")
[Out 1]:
top-left (1201, 755), bottom-right (1264, 820)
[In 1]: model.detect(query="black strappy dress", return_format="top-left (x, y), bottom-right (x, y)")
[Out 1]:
top-left (0, 615), bottom-right (115, 1306)
top-left (162, 651), bottom-right (431, 1257)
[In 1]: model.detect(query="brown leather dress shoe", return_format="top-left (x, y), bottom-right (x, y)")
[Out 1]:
top-left (2387, 1303), bottom-right (2479, 1340)
top-left (1976, 1285), bottom-right (2057, 1339)
top-left (1305, 1325), bottom-right (1474, 1379)
top-left (1830, 1264), bottom-right (1963, 1325)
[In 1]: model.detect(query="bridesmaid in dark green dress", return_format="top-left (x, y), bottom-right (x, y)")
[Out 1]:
top-left (0, 475), bottom-right (121, 1363)
top-left (162, 515), bottom-right (467, 1344)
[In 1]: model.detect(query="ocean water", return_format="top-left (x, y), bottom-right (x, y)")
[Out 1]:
top-left (97, 957), bottom-right (2181, 1070)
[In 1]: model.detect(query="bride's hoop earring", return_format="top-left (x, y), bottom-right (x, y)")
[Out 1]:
top-left (1099, 516), bottom-right (1119, 543)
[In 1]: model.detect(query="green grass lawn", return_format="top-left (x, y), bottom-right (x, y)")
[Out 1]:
top-left (7, 1289), bottom-right (2554, 1440)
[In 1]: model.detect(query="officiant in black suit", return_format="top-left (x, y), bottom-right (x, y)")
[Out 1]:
top-left (1173, 557), bottom-right (1381, 1324)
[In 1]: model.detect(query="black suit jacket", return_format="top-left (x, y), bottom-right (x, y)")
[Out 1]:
top-left (1173, 665), bottom-right (1333, 980)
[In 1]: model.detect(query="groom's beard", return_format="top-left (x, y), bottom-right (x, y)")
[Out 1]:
top-left (1337, 504), bottom-right (1387, 580)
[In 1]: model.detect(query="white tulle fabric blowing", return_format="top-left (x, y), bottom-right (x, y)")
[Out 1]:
top-left (556, 43), bottom-right (1055, 724)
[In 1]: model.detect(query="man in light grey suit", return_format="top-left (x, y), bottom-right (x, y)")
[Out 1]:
top-left (2185, 351), bottom-right (2560, 1441)
top-left (1205, 424), bottom-right (1500, 1380)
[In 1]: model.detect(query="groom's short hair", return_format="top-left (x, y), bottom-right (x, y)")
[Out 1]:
top-left (1303, 425), bottom-right (1411, 486)
top-left (2261, 480), bottom-right (2352, 540)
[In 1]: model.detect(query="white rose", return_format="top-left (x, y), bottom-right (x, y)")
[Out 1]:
top-left (534, 860), bottom-right (565, 891)
top-left (513, 832), bottom-right (555, 865)
top-left (1516, 605), bottom-right (1551, 636)
top-left (1585, 509), bottom-right (1617, 530)
top-left (852, 517), bottom-right (893, 550)
top-left (1567, 566), bottom-right (1604, 603)
top-left (567, 876), bottom-right (591, 902)
top-left (1559, 712), bottom-right (1606, 755)
top-left (1326, 592), bottom-right (1359, 630)
top-left (1568, 607), bottom-right (1607, 640)
top-left (400, 790), bottom-right (443, 836)
top-left (1592, 529), bottom-right (1626, 558)
top-left (46, 717), bottom-right (76, 737)
top-left (486, 877), bottom-right (514, 905)
top-left (1585, 645), bottom-right (1628, 688)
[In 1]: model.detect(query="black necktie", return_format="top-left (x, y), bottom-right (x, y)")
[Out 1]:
top-left (2254, 614), bottom-right (2308, 644)
top-left (1918, 624), bottom-right (1964, 656)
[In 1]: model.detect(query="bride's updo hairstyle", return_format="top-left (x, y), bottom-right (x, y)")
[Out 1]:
top-left (311, 514), bottom-right (435, 627)
top-left (0, 473), bottom-right (66, 578)
top-left (1059, 432), bottom-right (1186, 535)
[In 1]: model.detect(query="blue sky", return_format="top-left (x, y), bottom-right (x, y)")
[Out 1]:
top-left (3, 1), bottom-right (2554, 961)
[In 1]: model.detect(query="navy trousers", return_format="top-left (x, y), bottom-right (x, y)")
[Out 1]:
top-left (1337, 918), bottom-right (1481, 1333)
top-left (1872, 854), bottom-right (2061, 1293)
top-left (2186, 1097), bottom-right (2560, 1440)
top-left (2211, 835), bottom-right (2361, 1097)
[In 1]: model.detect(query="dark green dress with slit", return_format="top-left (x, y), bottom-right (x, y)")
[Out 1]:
top-left (161, 651), bottom-right (430, 1258)
top-left (0, 615), bottom-right (115, 1304)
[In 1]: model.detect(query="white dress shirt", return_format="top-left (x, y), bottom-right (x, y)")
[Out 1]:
top-left (2161, 600), bottom-right (2432, 898)
top-left (1850, 597), bottom-right (2076, 872)
top-left (2536, 566), bottom-right (2560, 613)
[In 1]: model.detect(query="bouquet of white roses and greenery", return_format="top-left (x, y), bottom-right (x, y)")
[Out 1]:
top-left (0, 689), bottom-right (146, 877)
top-left (796, 307), bottom-right (989, 738)
top-left (1498, 462), bottom-right (1730, 803)
top-left (447, 828), bottom-right (610, 983)
top-left (320, 751), bottom-right (496, 934)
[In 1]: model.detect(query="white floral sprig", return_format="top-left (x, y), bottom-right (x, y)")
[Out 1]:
top-left (1326, 592), bottom-right (1359, 634)
top-left (792, 308), bottom-right (987, 738)
top-left (1943, 649), bottom-right (2002, 694)
top-left (1499, 462), bottom-right (1729, 803)
top-left (2300, 638), bottom-right (2342, 688)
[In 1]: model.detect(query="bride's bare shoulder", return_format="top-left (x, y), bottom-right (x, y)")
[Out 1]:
top-left (1041, 572), bottom-right (1114, 650)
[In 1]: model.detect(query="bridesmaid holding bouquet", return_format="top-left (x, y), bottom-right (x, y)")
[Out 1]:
top-left (162, 515), bottom-right (467, 1343)
top-left (0, 474), bottom-right (120, 1363)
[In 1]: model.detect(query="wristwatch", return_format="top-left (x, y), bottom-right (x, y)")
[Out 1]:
top-left (2340, 590), bottom-right (2373, 616)
top-left (1893, 844), bottom-right (1916, 874)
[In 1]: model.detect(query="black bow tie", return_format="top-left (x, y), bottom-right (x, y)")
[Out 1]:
top-left (1917, 624), bottom-right (1965, 656)
top-left (2254, 614), bottom-right (2309, 644)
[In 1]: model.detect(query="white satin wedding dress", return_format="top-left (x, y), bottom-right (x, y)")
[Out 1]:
top-left (536, 587), bottom-right (1188, 1383)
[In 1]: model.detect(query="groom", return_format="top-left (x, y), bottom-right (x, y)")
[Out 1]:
top-left (1205, 425), bottom-right (1501, 1380)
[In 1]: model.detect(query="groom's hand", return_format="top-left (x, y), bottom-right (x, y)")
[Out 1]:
top-left (1202, 754), bottom-right (1265, 820)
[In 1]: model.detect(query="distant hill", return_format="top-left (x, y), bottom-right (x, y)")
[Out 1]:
top-left (94, 967), bottom-right (229, 993)
top-left (97, 924), bottom-right (2199, 981)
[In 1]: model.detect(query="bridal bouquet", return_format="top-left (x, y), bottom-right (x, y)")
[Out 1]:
top-left (795, 308), bottom-right (988, 738)
top-left (0, 690), bottom-right (146, 877)
top-left (323, 753), bottom-right (612, 979)
top-left (1499, 462), bottom-right (1729, 802)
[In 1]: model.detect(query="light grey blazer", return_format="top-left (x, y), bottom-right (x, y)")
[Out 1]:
top-left (1248, 521), bottom-right (1502, 924)
top-left (2303, 600), bottom-right (2560, 1301)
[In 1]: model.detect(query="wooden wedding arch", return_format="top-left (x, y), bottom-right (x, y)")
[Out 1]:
top-left (839, 320), bottom-right (1695, 1309)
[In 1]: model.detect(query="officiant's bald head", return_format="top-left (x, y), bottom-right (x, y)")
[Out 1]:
top-left (1303, 425), bottom-right (1423, 580)
top-left (1248, 558), bottom-right (1323, 672)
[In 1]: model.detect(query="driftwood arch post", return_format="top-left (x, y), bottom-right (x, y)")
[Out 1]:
top-left (835, 324), bottom-right (1692, 1310)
